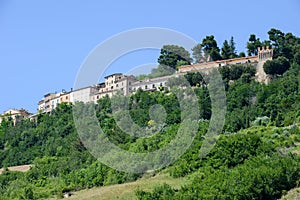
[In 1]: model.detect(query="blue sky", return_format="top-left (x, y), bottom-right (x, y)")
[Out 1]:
top-left (0, 0), bottom-right (299, 113)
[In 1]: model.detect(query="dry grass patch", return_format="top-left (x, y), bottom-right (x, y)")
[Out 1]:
top-left (56, 173), bottom-right (188, 200)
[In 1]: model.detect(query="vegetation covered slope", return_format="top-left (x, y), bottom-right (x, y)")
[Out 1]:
top-left (0, 28), bottom-right (300, 199)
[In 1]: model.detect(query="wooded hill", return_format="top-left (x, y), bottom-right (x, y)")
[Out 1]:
top-left (0, 28), bottom-right (300, 199)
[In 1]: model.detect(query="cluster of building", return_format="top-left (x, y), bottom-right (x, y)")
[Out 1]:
top-left (0, 47), bottom-right (273, 124)
top-left (37, 73), bottom-right (172, 113)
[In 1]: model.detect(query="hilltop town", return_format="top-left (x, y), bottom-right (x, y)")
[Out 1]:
top-left (0, 46), bottom-right (273, 125)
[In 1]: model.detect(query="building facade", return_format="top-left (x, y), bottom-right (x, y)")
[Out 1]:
top-left (178, 46), bottom-right (273, 84)
top-left (0, 109), bottom-right (31, 126)
top-left (130, 75), bottom-right (172, 93)
top-left (92, 74), bottom-right (136, 103)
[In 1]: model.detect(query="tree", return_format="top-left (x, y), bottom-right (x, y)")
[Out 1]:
top-left (239, 52), bottom-right (246, 57)
top-left (192, 44), bottom-right (202, 63)
top-left (191, 43), bottom-right (210, 63)
top-left (221, 40), bottom-right (231, 60)
top-left (268, 28), bottom-right (285, 49)
top-left (184, 72), bottom-right (204, 86)
top-left (229, 36), bottom-right (238, 58)
top-left (201, 35), bottom-right (221, 61)
top-left (151, 64), bottom-right (175, 77)
top-left (158, 45), bottom-right (191, 69)
top-left (247, 34), bottom-right (262, 56)
top-left (268, 28), bottom-right (286, 58)
top-left (286, 33), bottom-right (300, 61)
top-left (263, 56), bottom-right (290, 75)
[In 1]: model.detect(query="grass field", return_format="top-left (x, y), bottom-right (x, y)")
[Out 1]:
top-left (58, 173), bottom-right (189, 200)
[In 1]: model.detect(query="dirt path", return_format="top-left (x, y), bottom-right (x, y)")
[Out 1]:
top-left (0, 164), bottom-right (32, 174)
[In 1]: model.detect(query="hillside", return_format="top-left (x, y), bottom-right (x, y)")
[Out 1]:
top-left (52, 173), bottom-right (187, 200)
top-left (1, 28), bottom-right (300, 199)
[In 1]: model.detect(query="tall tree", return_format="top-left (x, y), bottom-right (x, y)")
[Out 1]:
top-left (221, 37), bottom-right (238, 60)
top-left (247, 34), bottom-right (262, 56)
top-left (192, 44), bottom-right (202, 63)
top-left (221, 40), bottom-right (231, 60)
top-left (192, 43), bottom-right (211, 63)
top-left (158, 45), bottom-right (191, 69)
top-left (201, 35), bottom-right (221, 61)
top-left (268, 28), bottom-right (286, 58)
top-left (229, 36), bottom-right (238, 58)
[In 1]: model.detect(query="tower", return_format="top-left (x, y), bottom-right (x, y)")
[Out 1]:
top-left (256, 46), bottom-right (273, 84)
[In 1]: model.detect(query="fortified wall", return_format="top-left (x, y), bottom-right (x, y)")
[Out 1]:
top-left (178, 47), bottom-right (273, 84)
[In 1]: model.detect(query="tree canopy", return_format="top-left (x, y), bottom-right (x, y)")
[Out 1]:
top-left (200, 35), bottom-right (221, 61)
top-left (263, 56), bottom-right (290, 75)
top-left (246, 34), bottom-right (262, 56)
top-left (157, 45), bottom-right (191, 69)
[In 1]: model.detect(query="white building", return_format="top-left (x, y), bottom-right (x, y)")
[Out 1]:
top-left (72, 86), bottom-right (98, 104)
top-left (130, 75), bottom-right (172, 93)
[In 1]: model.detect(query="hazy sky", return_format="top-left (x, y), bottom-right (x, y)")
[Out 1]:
top-left (1, 0), bottom-right (300, 113)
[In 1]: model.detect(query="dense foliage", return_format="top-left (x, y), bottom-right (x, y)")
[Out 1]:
top-left (263, 56), bottom-right (290, 75)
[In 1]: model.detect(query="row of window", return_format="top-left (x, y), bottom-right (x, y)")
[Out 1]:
top-left (132, 82), bottom-right (166, 91)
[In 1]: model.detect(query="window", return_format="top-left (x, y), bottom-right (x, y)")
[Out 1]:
top-left (66, 96), bottom-right (68, 100)
top-left (152, 84), bottom-right (155, 88)
top-left (160, 83), bottom-right (163, 86)
top-left (145, 85), bottom-right (148, 89)
top-left (116, 84), bottom-right (118, 87)
top-left (129, 82), bottom-right (131, 85)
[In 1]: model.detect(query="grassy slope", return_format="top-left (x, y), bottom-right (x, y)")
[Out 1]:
top-left (48, 171), bottom-right (300, 200)
top-left (53, 137), bottom-right (300, 200)
top-left (50, 173), bottom-right (188, 200)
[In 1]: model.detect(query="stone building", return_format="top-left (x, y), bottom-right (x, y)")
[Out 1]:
top-left (177, 46), bottom-right (273, 84)
top-left (0, 109), bottom-right (31, 126)
top-left (92, 73), bottom-right (136, 103)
